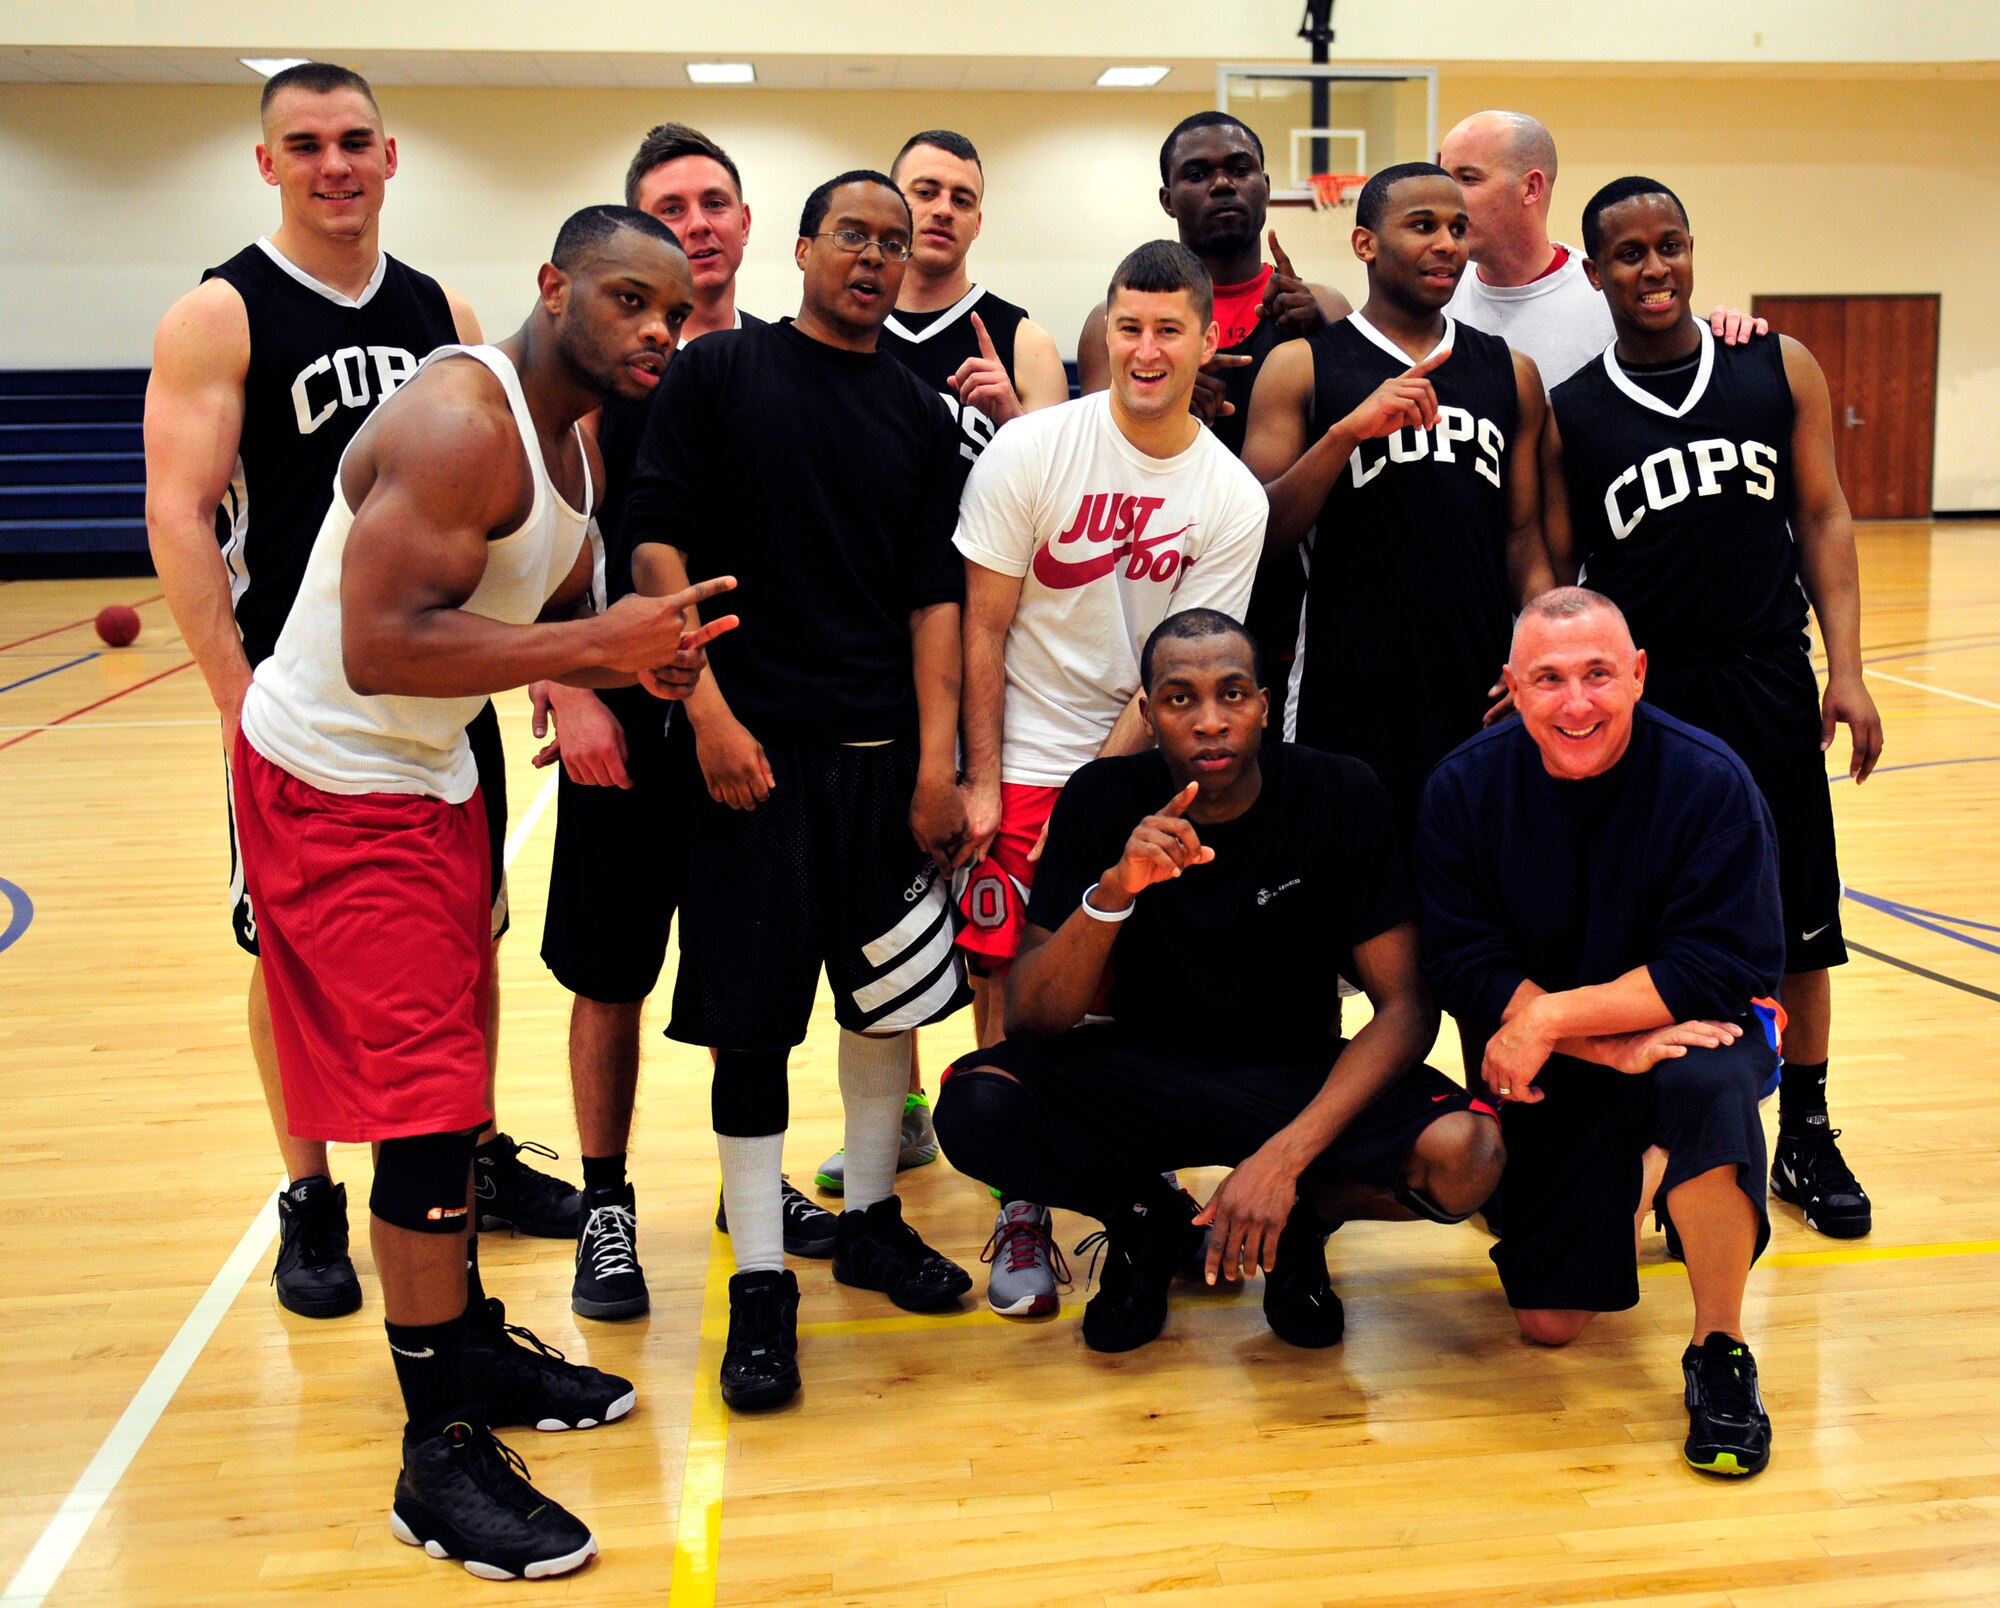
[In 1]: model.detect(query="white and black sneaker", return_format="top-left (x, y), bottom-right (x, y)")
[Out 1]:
top-left (1771, 1124), bottom-right (1871, 1238)
top-left (391, 1414), bottom-right (598, 1580)
top-left (714, 1177), bottom-right (838, 1258)
top-left (573, 1186), bottom-right (649, 1320)
top-left (465, 1297), bottom-right (636, 1430)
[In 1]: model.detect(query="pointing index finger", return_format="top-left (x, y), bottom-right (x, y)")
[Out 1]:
top-left (1405, 344), bottom-right (1452, 380)
top-left (1159, 779), bottom-right (1200, 818)
top-left (1266, 229), bottom-right (1298, 281)
top-left (970, 309), bottom-right (999, 362)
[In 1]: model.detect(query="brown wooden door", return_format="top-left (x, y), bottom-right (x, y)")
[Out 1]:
top-left (1753, 294), bottom-right (1939, 519)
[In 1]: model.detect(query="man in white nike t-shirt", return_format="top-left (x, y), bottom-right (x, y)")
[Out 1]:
top-left (954, 239), bottom-right (1266, 1319)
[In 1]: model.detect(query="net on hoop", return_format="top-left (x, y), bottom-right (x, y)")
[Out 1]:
top-left (1308, 173), bottom-right (1369, 211)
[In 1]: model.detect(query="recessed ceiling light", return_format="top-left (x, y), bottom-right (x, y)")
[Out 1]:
top-left (686, 62), bottom-right (755, 85)
top-left (240, 57), bottom-right (312, 78)
top-left (1096, 66), bottom-right (1170, 88)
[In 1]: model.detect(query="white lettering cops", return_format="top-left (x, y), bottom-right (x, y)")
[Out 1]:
top-left (1602, 438), bottom-right (1778, 539)
top-left (1348, 405), bottom-right (1506, 490)
top-left (289, 345), bottom-right (422, 434)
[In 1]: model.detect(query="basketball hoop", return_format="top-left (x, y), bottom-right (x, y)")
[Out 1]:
top-left (1308, 173), bottom-right (1368, 211)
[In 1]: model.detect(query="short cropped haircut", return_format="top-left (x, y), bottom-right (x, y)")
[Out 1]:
top-left (551, 204), bottom-right (683, 272)
top-left (798, 169), bottom-right (911, 238)
top-left (1509, 586), bottom-right (1632, 652)
top-left (893, 129), bottom-right (981, 177)
top-left (1106, 240), bottom-right (1215, 327)
top-left (1140, 608), bottom-right (1263, 692)
top-left (1158, 111), bottom-right (1265, 185)
top-left (260, 62), bottom-right (380, 121)
top-left (1581, 175), bottom-right (1689, 259)
top-left (1355, 161), bottom-right (1454, 232)
top-left (624, 121), bottom-right (744, 206)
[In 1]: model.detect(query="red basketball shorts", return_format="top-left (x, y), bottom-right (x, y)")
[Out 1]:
top-left (955, 782), bottom-right (1062, 971)
top-left (231, 732), bottom-right (495, 1143)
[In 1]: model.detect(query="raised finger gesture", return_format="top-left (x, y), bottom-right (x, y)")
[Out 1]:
top-left (1257, 231), bottom-right (1326, 336)
top-left (1105, 780), bottom-right (1215, 899)
top-left (947, 311), bottom-right (1024, 426)
top-left (1340, 345), bottom-right (1450, 441)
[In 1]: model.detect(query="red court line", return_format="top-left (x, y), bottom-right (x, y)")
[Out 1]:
top-left (0, 592), bottom-right (168, 655)
top-left (0, 658), bottom-right (197, 753)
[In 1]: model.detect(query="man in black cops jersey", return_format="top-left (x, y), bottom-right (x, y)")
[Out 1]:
top-left (883, 129), bottom-right (1068, 464)
top-left (1245, 161), bottom-right (1554, 845)
top-left (624, 171), bottom-right (977, 1411)
top-left (1080, 112), bottom-right (1352, 704)
top-left (932, 610), bottom-right (1502, 1356)
top-left (1544, 177), bottom-right (1884, 1240)
top-left (144, 61), bottom-right (578, 1322)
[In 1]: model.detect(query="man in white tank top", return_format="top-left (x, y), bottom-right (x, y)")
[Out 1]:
top-left (234, 204), bottom-right (737, 1583)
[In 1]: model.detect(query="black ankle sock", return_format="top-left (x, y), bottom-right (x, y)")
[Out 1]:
top-left (285, 1174), bottom-right (332, 1202)
top-left (1779, 1059), bottom-right (1830, 1135)
top-left (387, 1313), bottom-right (467, 1430)
top-left (582, 1152), bottom-right (628, 1199)
top-left (464, 1234), bottom-right (487, 1308)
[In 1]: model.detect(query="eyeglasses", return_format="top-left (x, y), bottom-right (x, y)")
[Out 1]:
top-left (812, 229), bottom-right (913, 262)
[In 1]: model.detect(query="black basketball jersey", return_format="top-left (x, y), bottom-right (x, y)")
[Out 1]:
top-left (1550, 324), bottom-right (1807, 661)
top-left (1291, 314), bottom-right (1520, 778)
top-left (596, 310), bottom-right (767, 603)
top-left (880, 285), bottom-right (1028, 467)
top-left (202, 240), bottom-right (457, 665)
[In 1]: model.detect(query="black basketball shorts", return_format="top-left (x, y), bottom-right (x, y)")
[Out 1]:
top-left (667, 736), bottom-right (972, 1051)
top-left (227, 699), bottom-right (510, 957)
top-left (540, 690), bottom-right (695, 1004)
top-left (1644, 642), bottom-right (1845, 974)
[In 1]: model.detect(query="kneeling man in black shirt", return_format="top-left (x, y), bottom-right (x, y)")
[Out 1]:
top-left (934, 608), bottom-right (1503, 1355)
top-left (1418, 587), bottom-right (1785, 1478)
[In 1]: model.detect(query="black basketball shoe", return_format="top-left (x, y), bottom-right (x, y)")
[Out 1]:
top-left (464, 1297), bottom-right (635, 1431)
top-left (573, 1186), bottom-right (648, 1321)
top-left (1771, 1124), bottom-right (1871, 1238)
top-left (1261, 1206), bottom-right (1345, 1349)
top-left (831, 1196), bottom-right (972, 1311)
top-left (720, 1269), bottom-right (802, 1411)
top-left (272, 1176), bottom-right (362, 1319)
top-left (715, 1177), bottom-right (839, 1258)
top-left (391, 1414), bottom-right (597, 1580)
top-left (1075, 1191), bottom-right (1205, 1354)
top-left (1682, 1333), bottom-right (1772, 1477)
top-left (475, 1134), bottom-right (583, 1239)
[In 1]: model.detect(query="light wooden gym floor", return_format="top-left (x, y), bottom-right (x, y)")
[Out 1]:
top-left (2, 522), bottom-right (1998, 1607)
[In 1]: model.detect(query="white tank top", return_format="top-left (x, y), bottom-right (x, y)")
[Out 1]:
top-left (242, 344), bottom-right (596, 802)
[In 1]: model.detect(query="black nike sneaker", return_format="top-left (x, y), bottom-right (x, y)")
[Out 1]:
top-left (831, 1195), bottom-right (972, 1311)
top-left (573, 1186), bottom-right (648, 1321)
top-left (720, 1269), bottom-right (802, 1411)
top-left (465, 1297), bottom-right (636, 1431)
top-left (1261, 1206), bottom-right (1345, 1349)
top-left (391, 1413), bottom-right (598, 1580)
top-left (1771, 1124), bottom-right (1871, 1238)
top-left (1075, 1191), bottom-right (1205, 1354)
top-left (475, 1134), bottom-right (583, 1239)
top-left (272, 1176), bottom-right (363, 1318)
top-left (715, 1177), bottom-right (839, 1258)
top-left (1682, 1332), bottom-right (1772, 1476)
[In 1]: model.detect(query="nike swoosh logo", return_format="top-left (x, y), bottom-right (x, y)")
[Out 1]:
top-left (1801, 923), bottom-right (1831, 941)
top-left (1032, 523), bottom-right (1193, 590)
top-left (474, 1176), bottom-right (498, 1199)
top-left (1430, 1093), bottom-right (1454, 1103)
top-left (389, 1344), bottom-right (436, 1359)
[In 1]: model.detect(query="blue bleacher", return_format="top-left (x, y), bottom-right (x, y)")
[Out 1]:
top-left (0, 369), bottom-right (152, 577)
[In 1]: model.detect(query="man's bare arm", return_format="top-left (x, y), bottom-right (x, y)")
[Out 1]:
top-left (444, 286), bottom-right (484, 345)
top-left (1240, 339), bottom-right (1323, 551)
top-left (1540, 405), bottom-right (1580, 584)
top-left (1505, 351), bottom-right (1555, 607)
top-left (961, 560), bottom-right (1024, 857)
top-left (1011, 319), bottom-right (1071, 411)
top-left (1075, 302), bottom-right (1110, 394)
top-left (143, 280), bottom-right (254, 744)
top-left (1782, 334), bottom-right (1883, 783)
top-left (909, 600), bottom-right (972, 867)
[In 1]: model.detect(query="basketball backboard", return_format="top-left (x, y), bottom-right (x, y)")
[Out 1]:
top-left (1217, 63), bottom-right (1437, 206)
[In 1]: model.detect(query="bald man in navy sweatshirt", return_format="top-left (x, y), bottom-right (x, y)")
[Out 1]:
top-left (1417, 587), bottom-right (1785, 1480)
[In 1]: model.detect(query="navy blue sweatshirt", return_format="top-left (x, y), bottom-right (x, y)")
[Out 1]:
top-left (1415, 704), bottom-right (1784, 1037)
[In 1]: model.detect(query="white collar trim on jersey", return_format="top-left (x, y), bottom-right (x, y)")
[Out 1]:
top-left (1347, 309), bottom-right (1455, 367)
top-left (1601, 317), bottom-right (1713, 419)
top-left (883, 284), bottom-right (986, 345)
top-left (255, 237), bottom-right (388, 309)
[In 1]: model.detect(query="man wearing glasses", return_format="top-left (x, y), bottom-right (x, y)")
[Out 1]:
top-left (622, 171), bottom-right (976, 1411)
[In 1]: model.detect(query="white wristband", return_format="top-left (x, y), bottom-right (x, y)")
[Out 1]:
top-left (1080, 882), bottom-right (1135, 923)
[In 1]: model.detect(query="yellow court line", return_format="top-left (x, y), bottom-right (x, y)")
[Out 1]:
top-left (668, 1230), bottom-right (734, 1606)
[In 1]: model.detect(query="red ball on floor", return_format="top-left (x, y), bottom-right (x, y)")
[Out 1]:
top-left (94, 604), bottom-right (141, 647)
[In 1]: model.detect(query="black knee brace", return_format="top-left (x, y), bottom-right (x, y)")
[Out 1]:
top-left (370, 1128), bottom-right (480, 1233)
top-left (711, 1048), bottom-right (791, 1137)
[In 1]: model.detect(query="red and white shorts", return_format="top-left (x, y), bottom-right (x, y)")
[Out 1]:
top-left (231, 732), bottom-right (495, 1143)
top-left (955, 782), bottom-right (1062, 971)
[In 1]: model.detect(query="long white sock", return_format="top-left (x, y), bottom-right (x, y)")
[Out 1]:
top-left (715, 1131), bottom-right (786, 1274)
top-left (839, 1028), bottom-right (912, 1213)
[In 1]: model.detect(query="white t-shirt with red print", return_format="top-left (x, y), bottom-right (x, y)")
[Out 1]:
top-left (953, 391), bottom-right (1267, 787)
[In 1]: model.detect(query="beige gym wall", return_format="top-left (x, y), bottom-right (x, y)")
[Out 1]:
top-left (1, 70), bottom-right (1995, 508)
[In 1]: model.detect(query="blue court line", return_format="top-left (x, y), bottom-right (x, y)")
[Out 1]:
top-left (0, 878), bottom-right (33, 955)
top-left (1829, 754), bottom-right (2000, 782)
top-left (1859, 635), bottom-right (2000, 669)
top-left (0, 652), bottom-right (100, 696)
top-left (1844, 887), bottom-right (2000, 959)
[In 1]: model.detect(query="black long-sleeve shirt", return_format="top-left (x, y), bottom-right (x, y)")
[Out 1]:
top-left (625, 319), bottom-right (965, 743)
top-left (1416, 705), bottom-right (1784, 1038)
